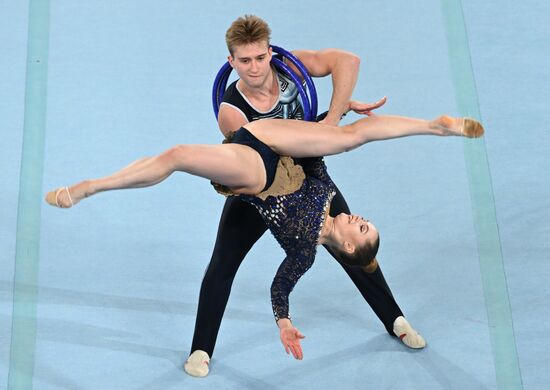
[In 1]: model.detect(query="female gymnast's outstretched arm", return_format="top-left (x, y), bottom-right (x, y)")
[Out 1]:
top-left (45, 114), bottom-right (483, 208)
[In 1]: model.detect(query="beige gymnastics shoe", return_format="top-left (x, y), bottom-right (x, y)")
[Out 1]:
top-left (45, 187), bottom-right (74, 208)
top-left (184, 350), bottom-right (210, 377)
top-left (462, 118), bottom-right (484, 138)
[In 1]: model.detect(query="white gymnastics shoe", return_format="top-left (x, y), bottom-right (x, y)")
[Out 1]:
top-left (393, 316), bottom-right (426, 349)
top-left (184, 350), bottom-right (210, 377)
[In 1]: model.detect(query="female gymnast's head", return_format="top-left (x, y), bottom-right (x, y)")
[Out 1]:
top-left (321, 213), bottom-right (380, 273)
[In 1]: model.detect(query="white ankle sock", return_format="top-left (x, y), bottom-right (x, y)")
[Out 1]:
top-left (184, 350), bottom-right (210, 377)
top-left (392, 316), bottom-right (426, 349)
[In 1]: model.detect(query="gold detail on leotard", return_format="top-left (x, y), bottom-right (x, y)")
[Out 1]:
top-left (212, 156), bottom-right (306, 200)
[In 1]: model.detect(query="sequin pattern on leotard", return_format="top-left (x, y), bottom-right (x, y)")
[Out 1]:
top-left (240, 157), bottom-right (336, 322)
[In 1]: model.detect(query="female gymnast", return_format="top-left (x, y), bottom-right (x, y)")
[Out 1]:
top-left (45, 113), bottom-right (483, 361)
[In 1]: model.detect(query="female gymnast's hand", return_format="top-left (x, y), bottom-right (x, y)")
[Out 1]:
top-left (278, 320), bottom-right (305, 360)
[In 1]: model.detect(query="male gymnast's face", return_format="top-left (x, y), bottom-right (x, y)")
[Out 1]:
top-left (333, 213), bottom-right (378, 253)
top-left (228, 41), bottom-right (273, 89)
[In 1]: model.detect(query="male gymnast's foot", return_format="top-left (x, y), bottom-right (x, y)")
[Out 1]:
top-left (184, 350), bottom-right (210, 377)
top-left (393, 316), bottom-right (426, 349)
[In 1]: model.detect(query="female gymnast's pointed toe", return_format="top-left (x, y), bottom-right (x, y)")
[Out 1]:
top-left (45, 187), bottom-right (74, 208)
top-left (461, 118), bottom-right (484, 138)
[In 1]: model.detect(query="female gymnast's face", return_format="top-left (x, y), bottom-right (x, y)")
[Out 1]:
top-left (229, 41), bottom-right (273, 89)
top-left (334, 213), bottom-right (378, 251)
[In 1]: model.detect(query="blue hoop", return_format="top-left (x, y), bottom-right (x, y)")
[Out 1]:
top-left (211, 45), bottom-right (318, 121)
top-left (270, 45), bottom-right (318, 118)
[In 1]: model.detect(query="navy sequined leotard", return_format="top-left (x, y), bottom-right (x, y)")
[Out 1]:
top-left (239, 157), bottom-right (337, 322)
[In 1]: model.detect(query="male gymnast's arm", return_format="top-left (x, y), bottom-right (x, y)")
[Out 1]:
top-left (217, 103), bottom-right (249, 137)
top-left (290, 48), bottom-right (387, 125)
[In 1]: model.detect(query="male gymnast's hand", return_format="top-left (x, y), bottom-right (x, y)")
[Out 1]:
top-left (318, 96), bottom-right (387, 125)
top-left (278, 319), bottom-right (305, 360)
top-left (346, 96), bottom-right (387, 116)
